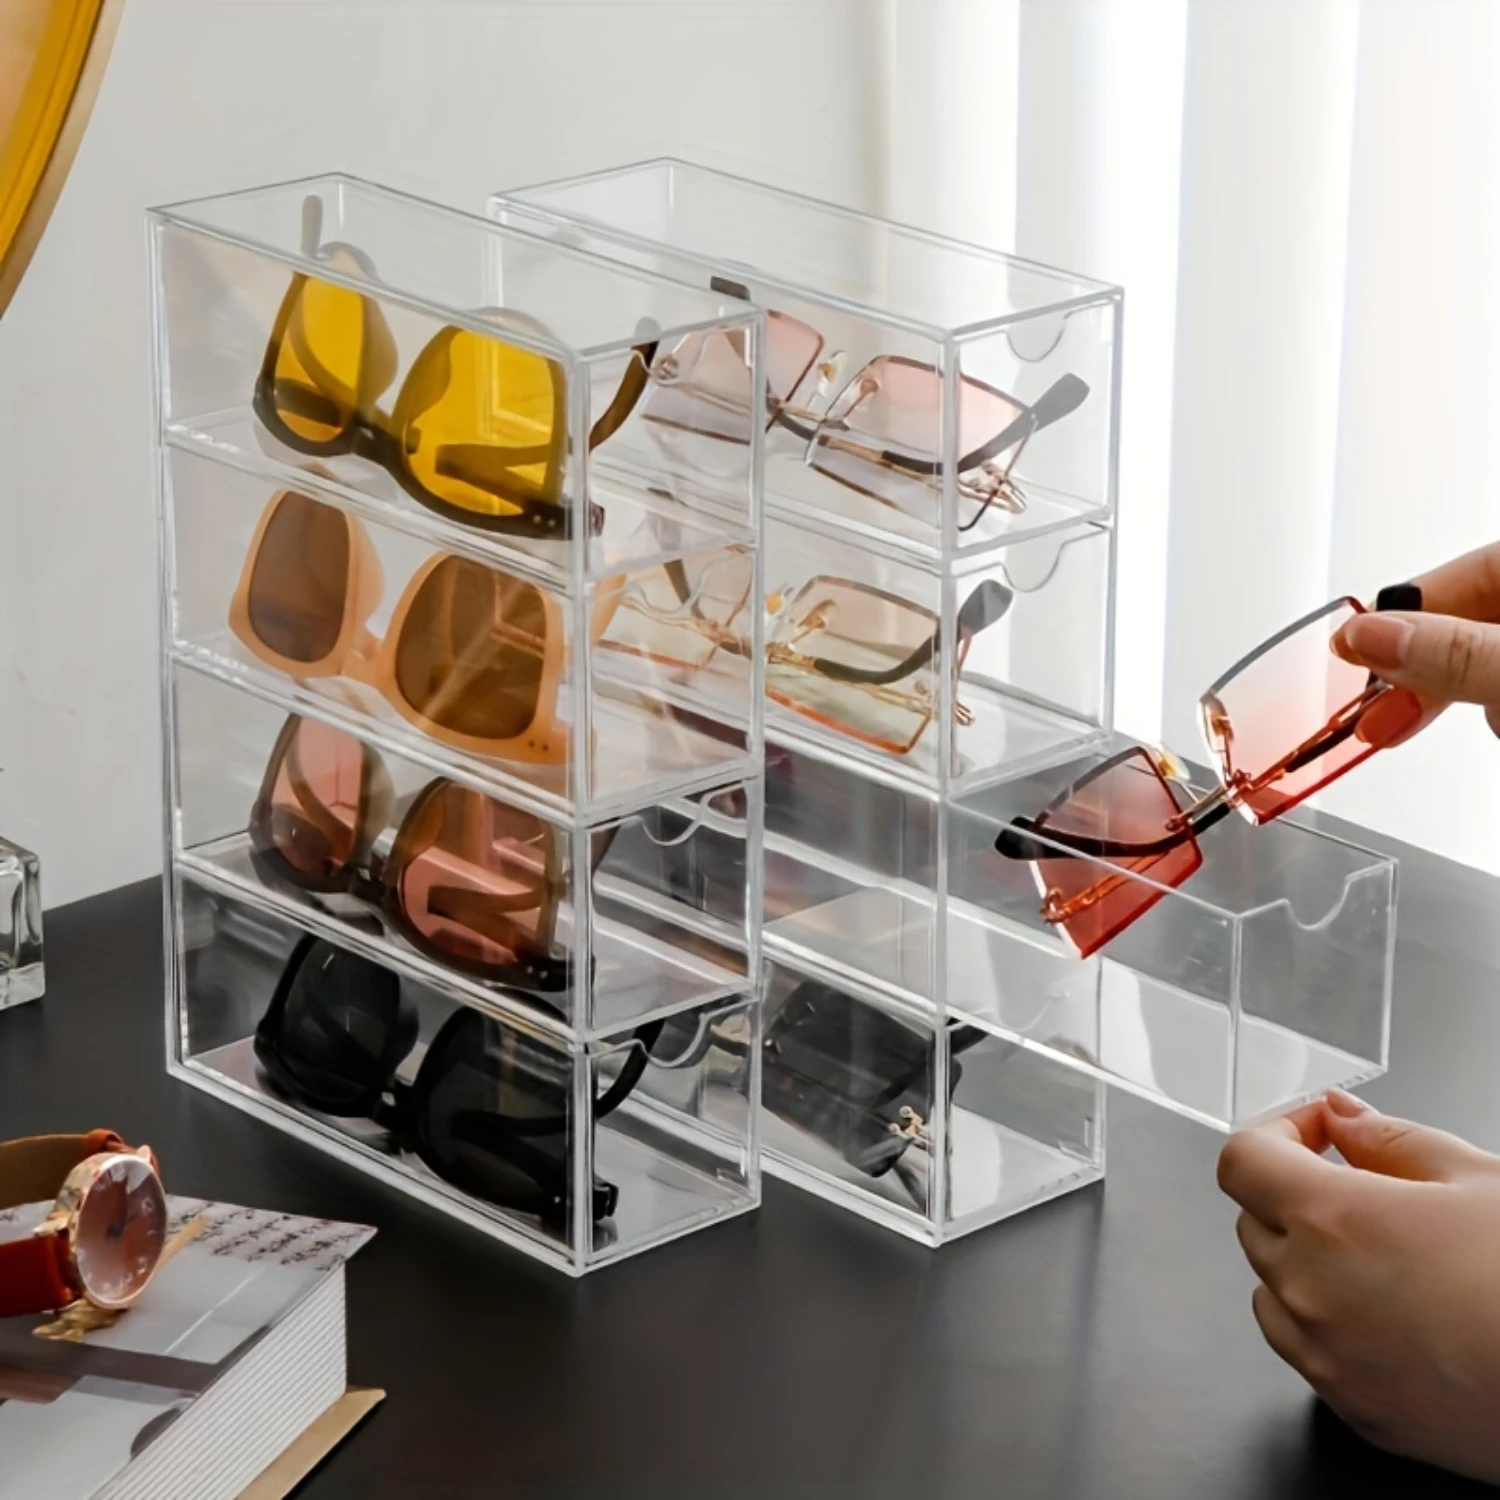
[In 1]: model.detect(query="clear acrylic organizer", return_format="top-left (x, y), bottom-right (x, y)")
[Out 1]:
top-left (953, 743), bottom-right (1396, 1130)
top-left (165, 446), bottom-right (759, 817)
top-left (179, 879), bottom-right (757, 1273)
top-left (492, 161), bottom-right (1118, 797)
top-left (491, 161), bottom-right (1117, 1237)
top-left (493, 160), bottom-right (1122, 561)
top-left (759, 733), bottom-right (1394, 1131)
top-left (152, 175), bottom-right (766, 1272)
top-left (760, 955), bottom-right (1102, 1246)
top-left (492, 162), bottom-right (1401, 1225)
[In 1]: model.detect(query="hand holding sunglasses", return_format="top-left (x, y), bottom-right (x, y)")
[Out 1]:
top-left (253, 198), bottom-right (659, 539)
top-left (994, 586), bottom-right (1425, 957)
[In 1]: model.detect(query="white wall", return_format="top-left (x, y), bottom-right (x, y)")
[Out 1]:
top-left (7, 0), bottom-right (1499, 907)
top-left (0, 0), bottom-right (887, 907)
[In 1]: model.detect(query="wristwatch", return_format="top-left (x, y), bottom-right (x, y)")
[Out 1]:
top-left (0, 1130), bottom-right (167, 1316)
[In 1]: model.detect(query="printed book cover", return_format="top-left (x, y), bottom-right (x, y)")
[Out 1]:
top-left (0, 1197), bottom-right (373, 1500)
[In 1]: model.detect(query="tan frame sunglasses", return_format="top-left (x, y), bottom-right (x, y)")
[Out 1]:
top-left (230, 485), bottom-right (621, 765)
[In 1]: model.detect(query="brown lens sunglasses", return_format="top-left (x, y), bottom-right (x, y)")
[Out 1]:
top-left (249, 713), bottom-right (614, 992)
top-left (229, 484), bottom-right (623, 765)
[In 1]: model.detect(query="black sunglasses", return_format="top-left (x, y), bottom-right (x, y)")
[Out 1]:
top-left (254, 936), bottom-right (671, 1226)
top-left (760, 981), bottom-right (987, 1179)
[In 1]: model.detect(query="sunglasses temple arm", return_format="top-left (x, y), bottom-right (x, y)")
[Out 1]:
top-left (590, 338), bottom-right (661, 449)
top-left (812, 580), bottom-right (1014, 688)
top-left (448, 1020), bottom-right (666, 1151)
top-left (1277, 676), bottom-right (1406, 778)
top-left (958, 373), bottom-right (1090, 473)
top-left (771, 405), bottom-right (821, 444)
top-left (426, 883), bottom-right (553, 923)
top-left (266, 379), bottom-right (350, 430)
top-left (994, 802), bottom-right (1223, 864)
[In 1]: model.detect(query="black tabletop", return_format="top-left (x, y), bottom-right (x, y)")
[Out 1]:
top-left (4, 837), bottom-right (1500, 1499)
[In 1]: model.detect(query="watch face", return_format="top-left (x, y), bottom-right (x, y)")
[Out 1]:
top-left (71, 1156), bottom-right (167, 1309)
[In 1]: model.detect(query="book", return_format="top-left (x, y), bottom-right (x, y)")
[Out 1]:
top-left (0, 1197), bottom-right (375, 1500)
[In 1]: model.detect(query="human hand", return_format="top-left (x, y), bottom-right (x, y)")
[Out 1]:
top-left (1333, 541), bottom-right (1500, 743)
top-left (1218, 1089), bottom-right (1500, 1482)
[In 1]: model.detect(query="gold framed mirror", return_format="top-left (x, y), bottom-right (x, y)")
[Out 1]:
top-left (0, 0), bottom-right (121, 315)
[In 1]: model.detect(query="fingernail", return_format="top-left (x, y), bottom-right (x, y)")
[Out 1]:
top-left (1356, 687), bottom-right (1423, 748)
top-left (1326, 1087), bottom-right (1371, 1118)
top-left (1341, 614), bottom-right (1414, 670)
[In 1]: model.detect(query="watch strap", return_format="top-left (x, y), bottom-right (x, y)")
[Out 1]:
top-left (0, 1232), bottom-right (76, 1316)
top-left (0, 1130), bottom-right (126, 1211)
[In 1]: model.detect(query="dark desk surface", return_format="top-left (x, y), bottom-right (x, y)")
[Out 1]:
top-left (4, 835), bottom-right (1500, 1499)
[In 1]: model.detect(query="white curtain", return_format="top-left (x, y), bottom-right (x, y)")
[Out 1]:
top-left (881, 0), bottom-right (1500, 872)
top-left (4, 0), bottom-right (1496, 900)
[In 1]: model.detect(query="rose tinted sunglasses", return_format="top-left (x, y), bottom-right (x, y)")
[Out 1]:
top-left (253, 199), bottom-right (657, 540)
top-left (249, 714), bottom-right (604, 992)
top-left (230, 486), bottom-right (621, 764)
top-left (993, 586), bottom-right (1424, 957)
top-left (255, 936), bottom-right (670, 1226)
top-left (643, 276), bottom-right (1089, 532)
top-left (604, 553), bottom-right (1013, 756)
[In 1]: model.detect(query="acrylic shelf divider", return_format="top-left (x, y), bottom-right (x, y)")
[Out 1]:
top-left (151, 173), bottom-right (768, 1274)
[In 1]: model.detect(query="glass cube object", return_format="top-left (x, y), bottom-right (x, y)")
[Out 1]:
top-left (153, 176), bottom-right (765, 1271)
top-left (172, 881), bottom-right (758, 1274)
top-left (759, 957), bottom-right (1103, 1244)
top-left (492, 159), bottom-right (1121, 559)
top-left (0, 836), bottom-right (43, 1009)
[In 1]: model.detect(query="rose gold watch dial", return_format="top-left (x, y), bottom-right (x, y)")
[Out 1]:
top-left (72, 1156), bottom-right (167, 1308)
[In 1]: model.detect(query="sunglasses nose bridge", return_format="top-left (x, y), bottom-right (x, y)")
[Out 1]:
top-left (814, 350), bottom-right (848, 395)
top-left (347, 857), bottom-right (387, 906)
top-left (654, 334), bottom-right (711, 386)
top-left (1150, 747), bottom-right (1191, 784)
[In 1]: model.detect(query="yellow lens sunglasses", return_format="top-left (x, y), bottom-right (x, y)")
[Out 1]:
top-left (253, 198), bottom-right (659, 540)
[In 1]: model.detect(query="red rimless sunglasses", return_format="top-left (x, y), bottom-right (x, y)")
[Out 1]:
top-left (994, 584), bottom-right (1424, 958)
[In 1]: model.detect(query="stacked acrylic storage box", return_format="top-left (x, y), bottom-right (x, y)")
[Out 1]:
top-left (494, 162), bottom-right (1118, 1243)
top-left (150, 176), bottom-right (767, 1274)
top-left (496, 161), bottom-right (1402, 1241)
